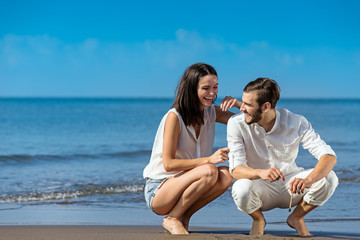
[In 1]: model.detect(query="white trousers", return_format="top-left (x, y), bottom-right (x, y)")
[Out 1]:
top-left (231, 169), bottom-right (338, 214)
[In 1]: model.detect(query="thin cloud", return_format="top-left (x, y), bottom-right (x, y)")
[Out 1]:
top-left (1, 30), bottom-right (304, 70)
top-left (0, 30), bottom-right (359, 97)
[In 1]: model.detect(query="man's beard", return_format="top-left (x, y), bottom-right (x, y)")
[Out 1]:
top-left (244, 107), bottom-right (263, 125)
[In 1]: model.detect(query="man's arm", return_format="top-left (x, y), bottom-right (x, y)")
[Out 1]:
top-left (228, 114), bottom-right (285, 182)
top-left (290, 154), bottom-right (337, 194)
top-left (291, 116), bottom-right (337, 194)
top-left (232, 165), bottom-right (285, 182)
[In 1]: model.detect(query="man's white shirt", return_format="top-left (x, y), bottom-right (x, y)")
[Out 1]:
top-left (227, 108), bottom-right (336, 176)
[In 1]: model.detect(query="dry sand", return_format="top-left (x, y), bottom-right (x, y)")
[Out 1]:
top-left (0, 225), bottom-right (359, 240)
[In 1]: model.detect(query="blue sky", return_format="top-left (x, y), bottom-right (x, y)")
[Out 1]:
top-left (1, 0), bottom-right (359, 98)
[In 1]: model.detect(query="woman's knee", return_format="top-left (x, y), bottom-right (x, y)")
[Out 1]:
top-left (197, 164), bottom-right (218, 184)
top-left (218, 166), bottom-right (233, 189)
top-left (199, 163), bottom-right (218, 177)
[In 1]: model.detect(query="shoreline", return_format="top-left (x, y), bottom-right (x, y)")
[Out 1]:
top-left (1, 203), bottom-right (359, 237)
top-left (0, 225), bottom-right (359, 240)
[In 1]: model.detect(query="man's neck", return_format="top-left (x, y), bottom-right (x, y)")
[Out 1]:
top-left (258, 109), bottom-right (276, 132)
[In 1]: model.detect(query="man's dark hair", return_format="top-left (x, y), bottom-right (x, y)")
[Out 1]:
top-left (243, 78), bottom-right (280, 108)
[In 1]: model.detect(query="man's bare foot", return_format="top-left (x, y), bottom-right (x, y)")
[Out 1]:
top-left (162, 217), bottom-right (189, 235)
top-left (287, 214), bottom-right (312, 237)
top-left (249, 219), bottom-right (266, 236)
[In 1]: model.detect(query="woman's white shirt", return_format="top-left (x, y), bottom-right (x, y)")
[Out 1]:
top-left (143, 106), bottom-right (216, 179)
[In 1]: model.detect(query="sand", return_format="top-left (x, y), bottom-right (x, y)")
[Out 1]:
top-left (0, 225), bottom-right (359, 240)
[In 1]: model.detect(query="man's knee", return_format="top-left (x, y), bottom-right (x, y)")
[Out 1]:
top-left (304, 170), bottom-right (338, 206)
top-left (324, 170), bottom-right (339, 193)
top-left (231, 179), bottom-right (261, 214)
top-left (318, 170), bottom-right (339, 194)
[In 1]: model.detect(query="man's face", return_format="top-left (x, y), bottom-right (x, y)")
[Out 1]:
top-left (240, 91), bottom-right (263, 125)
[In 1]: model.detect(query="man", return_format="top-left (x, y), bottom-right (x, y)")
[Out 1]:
top-left (227, 78), bottom-right (338, 236)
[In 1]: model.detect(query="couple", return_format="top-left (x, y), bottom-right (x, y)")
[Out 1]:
top-left (143, 63), bottom-right (338, 236)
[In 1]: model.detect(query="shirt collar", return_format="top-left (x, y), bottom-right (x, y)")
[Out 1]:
top-left (253, 108), bottom-right (280, 134)
top-left (266, 108), bottom-right (280, 134)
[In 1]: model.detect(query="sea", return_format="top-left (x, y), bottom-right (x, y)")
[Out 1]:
top-left (0, 98), bottom-right (359, 234)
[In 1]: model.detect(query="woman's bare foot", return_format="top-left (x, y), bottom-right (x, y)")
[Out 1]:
top-left (182, 217), bottom-right (190, 231)
top-left (162, 217), bottom-right (189, 235)
top-left (249, 219), bottom-right (266, 236)
top-left (287, 214), bottom-right (312, 237)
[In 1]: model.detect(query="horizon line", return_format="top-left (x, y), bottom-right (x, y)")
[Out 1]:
top-left (0, 96), bottom-right (359, 100)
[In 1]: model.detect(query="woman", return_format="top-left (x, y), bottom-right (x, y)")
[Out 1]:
top-left (143, 63), bottom-right (240, 234)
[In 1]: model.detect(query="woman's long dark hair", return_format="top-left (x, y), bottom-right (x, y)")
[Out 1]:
top-left (172, 63), bottom-right (217, 127)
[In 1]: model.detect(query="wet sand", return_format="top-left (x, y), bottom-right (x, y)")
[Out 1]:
top-left (0, 225), bottom-right (359, 240)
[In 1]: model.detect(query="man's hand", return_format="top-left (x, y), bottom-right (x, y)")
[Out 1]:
top-left (288, 154), bottom-right (336, 194)
top-left (290, 178), bottom-right (313, 194)
top-left (259, 167), bottom-right (285, 182)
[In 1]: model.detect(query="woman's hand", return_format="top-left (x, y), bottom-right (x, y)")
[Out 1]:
top-left (209, 147), bottom-right (230, 164)
top-left (215, 96), bottom-right (242, 124)
top-left (220, 96), bottom-right (241, 111)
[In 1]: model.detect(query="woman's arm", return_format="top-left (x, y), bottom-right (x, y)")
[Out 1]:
top-left (162, 112), bottom-right (229, 172)
top-left (215, 96), bottom-right (242, 124)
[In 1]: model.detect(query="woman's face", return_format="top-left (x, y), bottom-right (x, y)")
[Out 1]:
top-left (197, 74), bottom-right (218, 109)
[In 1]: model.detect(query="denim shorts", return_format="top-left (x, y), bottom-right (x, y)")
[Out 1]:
top-left (144, 178), bottom-right (167, 213)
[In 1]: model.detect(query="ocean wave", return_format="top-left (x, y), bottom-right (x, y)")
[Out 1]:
top-left (339, 177), bottom-right (360, 182)
top-left (337, 169), bottom-right (360, 183)
top-left (0, 184), bottom-right (144, 203)
top-left (101, 150), bottom-right (151, 158)
top-left (0, 150), bottom-right (151, 163)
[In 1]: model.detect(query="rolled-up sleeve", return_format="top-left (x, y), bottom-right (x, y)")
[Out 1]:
top-left (299, 116), bottom-right (336, 160)
top-left (227, 115), bottom-right (248, 174)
